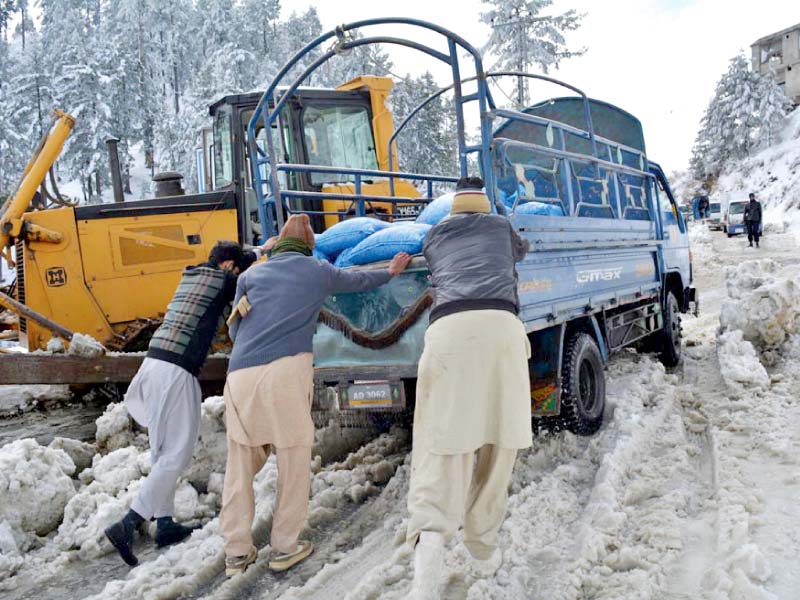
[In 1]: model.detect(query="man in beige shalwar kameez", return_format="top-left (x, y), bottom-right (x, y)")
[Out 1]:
top-left (406, 178), bottom-right (533, 599)
top-left (221, 214), bottom-right (411, 576)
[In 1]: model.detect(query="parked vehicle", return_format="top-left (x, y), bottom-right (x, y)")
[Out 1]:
top-left (248, 18), bottom-right (698, 436)
top-left (723, 200), bottom-right (764, 237)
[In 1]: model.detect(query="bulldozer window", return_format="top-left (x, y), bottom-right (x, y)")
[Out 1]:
top-left (301, 105), bottom-right (378, 185)
top-left (213, 108), bottom-right (233, 189)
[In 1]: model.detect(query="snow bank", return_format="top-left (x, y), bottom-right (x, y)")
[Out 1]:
top-left (719, 259), bottom-right (800, 350)
top-left (717, 330), bottom-right (770, 389)
top-left (95, 401), bottom-right (142, 452)
top-left (49, 437), bottom-right (97, 474)
top-left (0, 439), bottom-right (76, 550)
top-left (184, 396), bottom-right (227, 492)
top-left (67, 333), bottom-right (106, 358)
top-left (0, 521), bottom-right (24, 581)
top-left (0, 384), bottom-right (72, 416)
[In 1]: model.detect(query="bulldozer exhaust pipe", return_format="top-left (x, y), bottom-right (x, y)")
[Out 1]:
top-left (106, 137), bottom-right (125, 203)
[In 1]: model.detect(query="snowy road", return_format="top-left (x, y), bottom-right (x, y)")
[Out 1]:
top-left (1, 225), bottom-right (799, 600)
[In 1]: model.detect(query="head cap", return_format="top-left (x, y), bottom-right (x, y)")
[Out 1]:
top-left (450, 177), bottom-right (491, 215)
top-left (278, 214), bottom-right (316, 249)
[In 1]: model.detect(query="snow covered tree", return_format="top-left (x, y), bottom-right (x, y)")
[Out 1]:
top-left (480, 0), bottom-right (584, 107)
top-left (690, 53), bottom-right (791, 181)
top-left (40, 0), bottom-right (116, 202)
top-left (390, 72), bottom-right (459, 179)
top-left (0, 36), bottom-right (22, 196)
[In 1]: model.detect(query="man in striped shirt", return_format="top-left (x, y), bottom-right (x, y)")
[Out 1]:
top-left (104, 240), bottom-right (263, 566)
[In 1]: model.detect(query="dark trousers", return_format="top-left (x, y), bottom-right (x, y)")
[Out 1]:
top-left (747, 221), bottom-right (760, 245)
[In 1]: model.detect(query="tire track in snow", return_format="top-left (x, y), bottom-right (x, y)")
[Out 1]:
top-left (197, 431), bottom-right (409, 600)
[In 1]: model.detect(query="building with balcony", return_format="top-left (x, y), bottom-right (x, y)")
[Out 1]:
top-left (751, 23), bottom-right (800, 105)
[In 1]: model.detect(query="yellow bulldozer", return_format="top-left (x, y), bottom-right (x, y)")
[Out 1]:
top-left (0, 75), bottom-right (421, 385)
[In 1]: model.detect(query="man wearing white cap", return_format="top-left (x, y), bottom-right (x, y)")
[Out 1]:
top-left (407, 177), bottom-right (533, 598)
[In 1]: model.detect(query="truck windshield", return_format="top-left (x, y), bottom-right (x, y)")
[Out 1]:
top-left (302, 105), bottom-right (378, 186)
top-left (729, 203), bottom-right (745, 214)
top-left (710, 203), bottom-right (721, 212)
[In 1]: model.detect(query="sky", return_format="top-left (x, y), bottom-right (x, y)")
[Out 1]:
top-left (288, 0), bottom-right (799, 172)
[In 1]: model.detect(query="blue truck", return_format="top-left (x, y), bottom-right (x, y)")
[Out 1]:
top-left (248, 18), bottom-right (697, 436)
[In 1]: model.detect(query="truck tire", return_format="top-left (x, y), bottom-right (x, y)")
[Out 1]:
top-left (560, 332), bottom-right (605, 436)
top-left (658, 292), bottom-right (682, 367)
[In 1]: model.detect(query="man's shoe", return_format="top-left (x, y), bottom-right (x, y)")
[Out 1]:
top-left (105, 520), bottom-right (139, 566)
top-left (408, 531), bottom-right (445, 599)
top-left (268, 540), bottom-right (314, 572)
top-left (154, 518), bottom-right (201, 547)
top-left (225, 547), bottom-right (258, 577)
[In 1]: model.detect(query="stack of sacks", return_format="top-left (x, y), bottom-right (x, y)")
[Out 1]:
top-left (313, 217), bottom-right (391, 263)
top-left (335, 223), bottom-right (432, 267)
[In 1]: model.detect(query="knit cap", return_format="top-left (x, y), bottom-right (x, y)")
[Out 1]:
top-left (450, 177), bottom-right (490, 215)
top-left (279, 214), bottom-right (316, 249)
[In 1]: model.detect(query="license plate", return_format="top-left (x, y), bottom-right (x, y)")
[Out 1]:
top-left (396, 204), bottom-right (421, 217)
top-left (339, 380), bottom-right (404, 409)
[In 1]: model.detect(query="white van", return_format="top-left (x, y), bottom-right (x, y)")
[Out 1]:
top-left (724, 200), bottom-right (763, 237)
top-left (707, 201), bottom-right (723, 230)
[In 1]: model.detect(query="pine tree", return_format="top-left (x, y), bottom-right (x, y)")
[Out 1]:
top-left (690, 53), bottom-right (790, 181)
top-left (0, 33), bottom-right (22, 196)
top-left (390, 72), bottom-right (459, 179)
top-left (480, 0), bottom-right (584, 107)
top-left (41, 0), bottom-right (116, 202)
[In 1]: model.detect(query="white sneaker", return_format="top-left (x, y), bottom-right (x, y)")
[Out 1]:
top-left (467, 548), bottom-right (502, 578)
top-left (407, 531), bottom-right (445, 600)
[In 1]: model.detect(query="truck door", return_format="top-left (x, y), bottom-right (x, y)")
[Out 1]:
top-left (652, 167), bottom-right (690, 283)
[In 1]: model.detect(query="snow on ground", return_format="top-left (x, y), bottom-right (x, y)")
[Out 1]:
top-left (0, 439), bottom-right (76, 580)
top-left (0, 384), bottom-right (72, 416)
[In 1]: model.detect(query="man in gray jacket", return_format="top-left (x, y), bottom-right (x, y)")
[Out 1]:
top-left (407, 177), bottom-right (533, 599)
top-left (221, 214), bottom-right (411, 576)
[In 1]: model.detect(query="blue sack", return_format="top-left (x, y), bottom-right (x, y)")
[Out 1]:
top-left (416, 193), bottom-right (455, 226)
top-left (333, 246), bottom-right (357, 268)
top-left (312, 246), bottom-right (330, 262)
top-left (314, 217), bottom-right (391, 259)
top-left (514, 201), bottom-right (564, 216)
top-left (338, 223), bottom-right (432, 267)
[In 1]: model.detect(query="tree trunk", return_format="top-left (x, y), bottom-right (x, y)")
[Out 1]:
top-left (20, 3), bottom-right (26, 50)
top-left (95, 169), bottom-right (102, 199)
